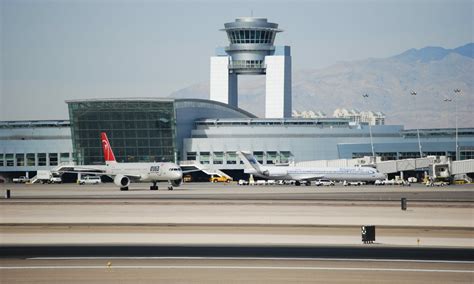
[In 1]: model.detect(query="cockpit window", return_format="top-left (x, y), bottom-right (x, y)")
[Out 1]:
top-left (169, 168), bottom-right (182, 171)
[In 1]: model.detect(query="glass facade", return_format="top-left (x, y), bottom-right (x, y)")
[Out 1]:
top-left (68, 100), bottom-right (177, 165)
top-left (227, 29), bottom-right (276, 44)
top-left (183, 150), bottom-right (295, 165)
top-left (229, 60), bottom-right (265, 70)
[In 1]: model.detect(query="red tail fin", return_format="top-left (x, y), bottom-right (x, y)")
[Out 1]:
top-left (101, 132), bottom-right (117, 164)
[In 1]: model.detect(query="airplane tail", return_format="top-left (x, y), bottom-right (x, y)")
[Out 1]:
top-left (100, 132), bottom-right (117, 165)
top-left (237, 151), bottom-right (263, 174)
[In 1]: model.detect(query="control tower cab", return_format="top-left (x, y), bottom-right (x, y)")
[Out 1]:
top-left (210, 17), bottom-right (291, 118)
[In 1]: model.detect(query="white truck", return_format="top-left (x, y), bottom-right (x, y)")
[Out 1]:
top-left (12, 176), bottom-right (29, 183)
top-left (36, 170), bottom-right (62, 184)
top-left (78, 176), bottom-right (102, 185)
top-left (343, 181), bottom-right (365, 186)
top-left (314, 179), bottom-right (335, 186)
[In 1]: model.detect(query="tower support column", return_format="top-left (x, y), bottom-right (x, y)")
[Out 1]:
top-left (265, 54), bottom-right (292, 118)
top-left (210, 56), bottom-right (238, 108)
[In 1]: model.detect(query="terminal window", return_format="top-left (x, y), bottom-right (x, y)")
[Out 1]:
top-left (461, 150), bottom-right (474, 160)
top-left (26, 153), bottom-right (35, 166)
top-left (399, 152), bottom-right (422, 159)
top-left (0, 154), bottom-right (3, 167)
top-left (49, 153), bottom-right (58, 166)
top-left (424, 152), bottom-right (447, 157)
top-left (213, 152), bottom-right (224, 164)
top-left (186, 152), bottom-right (196, 161)
top-left (253, 151), bottom-right (264, 164)
top-left (266, 151), bottom-right (278, 164)
top-left (226, 152), bottom-right (237, 164)
top-left (5, 154), bottom-right (14, 167)
top-left (38, 153), bottom-right (47, 166)
top-left (280, 151), bottom-right (292, 164)
top-left (376, 152), bottom-right (397, 161)
top-left (199, 152), bottom-right (210, 164)
top-left (16, 154), bottom-right (25, 167)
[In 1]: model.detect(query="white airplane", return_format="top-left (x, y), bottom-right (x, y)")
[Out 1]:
top-left (237, 151), bottom-right (386, 185)
top-left (63, 132), bottom-right (183, 191)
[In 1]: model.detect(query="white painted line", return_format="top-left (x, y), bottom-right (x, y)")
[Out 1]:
top-left (1, 265), bottom-right (473, 273)
top-left (28, 256), bottom-right (474, 264)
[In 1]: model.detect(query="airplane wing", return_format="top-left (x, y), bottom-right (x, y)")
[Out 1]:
top-left (57, 170), bottom-right (106, 175)
top-left (291, 174), bottom-right (325, 181)
top-left (57, 170), bottom-right (142, 180)
top-left (54, 165), bottom-right (107, 173)
top-left (55, 165), bottom-right (143, 179)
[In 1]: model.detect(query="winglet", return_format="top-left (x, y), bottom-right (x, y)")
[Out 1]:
top-left (101, 132), bottom-right (117, 164)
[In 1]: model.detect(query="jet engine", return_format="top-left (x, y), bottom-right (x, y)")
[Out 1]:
top-left (114, 175), bottom-right (130, 188)
top-left (170, 178), bottom-right (182, 187)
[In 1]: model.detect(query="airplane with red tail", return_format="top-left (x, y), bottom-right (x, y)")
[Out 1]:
top-left (61, 132), bottom-right (183, 191)
top-left (98, 132), bottom-right (183, 190)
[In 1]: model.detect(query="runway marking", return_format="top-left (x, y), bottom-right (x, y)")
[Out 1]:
top-left (29, 257), bottom-right (474, 264)
top-left (1, 265), bottom-right (473, 273)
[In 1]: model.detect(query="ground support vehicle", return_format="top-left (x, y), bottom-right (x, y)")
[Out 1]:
top-left (209, 175), bottom-right (232, 183)
top-left (315, 179), bottom-right (335, 186)
top-left (12, 176), bottom-right (29, 183)
top-left (78, 176), bottom-right (102, 185)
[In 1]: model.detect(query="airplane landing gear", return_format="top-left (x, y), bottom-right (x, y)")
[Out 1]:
top-left (150, 182), bottom-right (158, 190)
top-left (120, 187), bottom-right (128, 191)
top-left (168, 186), bottom-right (173, 191)
top-left (295, 181), bottom-right (301, 186)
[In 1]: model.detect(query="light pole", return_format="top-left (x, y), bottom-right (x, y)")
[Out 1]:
top-left (454, 89), bottom-right (461, 160)
top-left (362, 94), bottom-right (375, 159)
top-left (443, 97), bottom-right (454, 159)
top-left (410, 91), bottom-right (423, 158)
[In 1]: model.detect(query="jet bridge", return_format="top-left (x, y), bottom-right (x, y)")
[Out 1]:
top-left (296, 155), bottom-right (474, 178)
top-left (376, 156), bottom-right (474, 176)
top-left (295, 156), bottom-right (377, 168)
top-left (451, 160), bottom-right (474, 175)
top-left (375, 157), bottom-right (436, 174)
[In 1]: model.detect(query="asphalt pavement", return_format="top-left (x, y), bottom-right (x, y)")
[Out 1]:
top-left (1, 257), bottom-right (473, 283)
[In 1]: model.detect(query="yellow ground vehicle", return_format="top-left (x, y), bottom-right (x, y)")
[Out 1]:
top-left (209, 175), bottom-right (232, 183)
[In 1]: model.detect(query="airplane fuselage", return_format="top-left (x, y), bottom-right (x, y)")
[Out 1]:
top-left (106, 162), bottom-right (182, 182)
top-left (245, 166), bottom-right (386, 182)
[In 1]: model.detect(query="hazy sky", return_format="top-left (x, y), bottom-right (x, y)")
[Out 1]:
top-left (1, 0), bottom-right (473, 120)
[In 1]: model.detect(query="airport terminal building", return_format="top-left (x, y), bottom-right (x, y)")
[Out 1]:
top-left (1, 97), bottom-right (474, 179)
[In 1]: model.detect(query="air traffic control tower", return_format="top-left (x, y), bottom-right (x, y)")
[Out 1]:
top-left (210, 17), bottom-right (291, 118)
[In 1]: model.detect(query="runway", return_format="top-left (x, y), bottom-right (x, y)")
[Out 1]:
top-left (1, 257), bottom-right (473, 283)
top-left (1, 245), bottom-right (473, 260)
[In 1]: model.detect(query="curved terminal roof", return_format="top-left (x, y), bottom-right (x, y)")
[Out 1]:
top-left (174, 98), bottom-right (256, 118)
top-left (65, 98), bottom-right (256, 118)
top-left (0, 120), bottom-right (70, 128)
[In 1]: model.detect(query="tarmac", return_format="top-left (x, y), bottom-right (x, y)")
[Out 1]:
top-left (2, 257), bottom-right (472, 284)
top-left (1, 182), bottom-right (473, 283)
top-left (1, 183), bottom-right (473, 248)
